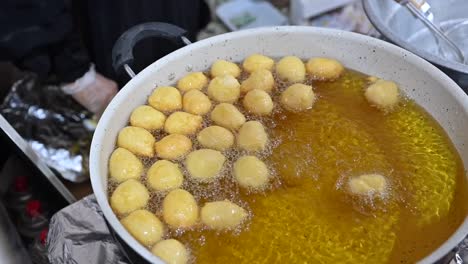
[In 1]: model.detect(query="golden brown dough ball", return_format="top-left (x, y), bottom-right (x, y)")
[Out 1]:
top-left (117, 126), bottom-right (155, 157)
top-left (348, 174), bottom-right (388, 197)
top-left (197, 126), bottom-right (234, 151)
top-left (185, 149), bottom-right (226, 182)
top-left (240, 69), bottom-right (275, 94)
top-left (243, 89), bottom-right (274, 116)
top-left (210, 59), bottom-right (241, 78)
top-left (275, 56), bottom-right (305, 83)
top-left (147, 160), bottom-right (184, 191)
top-left (152, 239), bottom-right (189, 264)
top-left (155, 134), bottom-right (192, 160)
top-left (364, 79), bottom-right (400, 111)
top-left (207, 75), bottom-right (241, 103)
top-left (148, 86), bottom-right (182, 112)
top-left (182, 90), bottom-right (212, 115)
top-left (306, 57), bottom-right (344, 81)
top-left (201, 200), bottom-right (248, 230)
top-left (233, 156), bottom-right (269, 190)
top-left (210, 103), bottom-right (246, 130)
top-left (242, 54), bottom-right (275, 73)
top-left (130, 105), bottom-right (166, 131)
top-left (110, 179), bottom-right (149, 215)
top-left (121, 209), bottom-right (164, 246)
top-left (162, 189), bottom-right (199, 228)
top-left (237, 121), bottom-right (268, 152)
top-left (177, 72), bottom-right (208, 93)
top-left (109, 148), bottom-right (143, 183)
top-left (164, 111), bottom-right (203, 135)
top-left (280, 83), bottom-right (315, 112)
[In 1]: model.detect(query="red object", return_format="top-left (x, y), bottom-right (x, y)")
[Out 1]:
top-left (39, 228), bottom-right (48, 245)
top-left (14, 176), bottom-right (28, 192)
top-left (26, 200), bottom-right (42, 218)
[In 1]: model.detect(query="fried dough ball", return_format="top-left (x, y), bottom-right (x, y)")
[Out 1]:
top-left (177, 72), bottom-right (208, 92)
top-left (306, 57), bottom-right (344, 81)
top-left (164, 111), bottom-right (202, 135)
top-left (121, 209), bottom-right (164, 246)
top-left (109, 148), bottom-right (143, 183)
top-left (242, 54), bottom-right (275, 73)
top-left (147, 160), bottom-right (184, 191)
top-left (155, 134), bottom-right (192, 160)
top-left (185, 149), bottom-right (226, 182)
top-left (111, 179), bottom-right (149, 215)
top-left (162, 189), bottom-right (199, 228)
top-left (240, 69), bottom-right (275, 94)
top-left (233, 156), bottom-right (269, 190)
top-left (280, 83), bottom-right (315, 112)
top-left (130, 105), bottom-right (166, 131)
top-left (117, 126), bottom-right (155, 157)
top-left (197, 126), bottom-right (234, 151)
top-left (207, 75), bottom-right (241, 103)
top-left (243, 89), bottom-right (273, 116)
top-left (275, 56), bottom-right (305, 83)
top-left (237, 121), bottom-right (268, 152)
top-left (148, 86), bottom-right (182, 112)
top-left (211, 59), bottom-right (241, 78)
top-left (152, 239), bottom-right (189, 264)
top-left (348, 174), bottom-right (388, 197)
top-left (201, 200), bottom-right (248, 230)
top-left (364, 79), bottom-right (400, 111)
top-left (210, 103), bottom-right (246, 130)
top-left (182, 90), bottom-right (212, 115)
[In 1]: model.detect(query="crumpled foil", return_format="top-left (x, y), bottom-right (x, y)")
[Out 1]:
top-left (0, 73), bottom-right (95, 182)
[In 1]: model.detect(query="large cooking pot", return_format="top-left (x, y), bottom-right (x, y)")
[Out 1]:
top-left (90, 23), bottom-right (468, 263)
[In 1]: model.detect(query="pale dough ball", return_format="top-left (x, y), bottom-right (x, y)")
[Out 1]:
top-left (152, 239), bottom-right (189, 264)
top-left (211, 59), bottom-right (241, 78)
top-left (185, 149), bottom-right (226, 182)
top-left (155, 134), bottom-right (192, 160)
top-left (130, 105), bottom-right (166, 131)
top-left (233, 156), bottom-right (269, 190)
top-left (242, 54), bottom-right (275, 73)
top-left (364, 79), bottom-right (400, 110)
top-left (243, 89), bottom-right (273, 116)
top-left (162, 189), bottom-right (199, 228)
top-left (111, 179), bottom-right (149, 215)
top-left (280, 83), bottom-right (315, 112)
top-left (147, 160), bottom-right (184, 191)
top-left (348, 174), bottom-right (388, 197)
top-left (109, 148), bottom-right (143, 183)
top-left (201, 200), bottom-right (248, 230)
top-left (177, 72), bottom-right (208, 93)
top-left (207, 75), bottom-right (241, 103)
top-left (117, 126), bottom-right (155, 157)
top-left (183, 90), bottom-right (212, 115)
top-left (197, 126), bottom-right (234, 151)
top-left (240, 69), bottom-right (275, 94)
top-left (148, 86), bottom-right (182, 112)
top-left (237, 121), bottom-right (268, 152)
top-left (210, 103), bottom-right (246, 130)
top-left (275, 56), bottom-right (305, 83)
top-left (121, 209), bottom-right (164, 246)
top-left (164, 111), bottom-right (203, 135)
top-left (306, 57), bottom-right (344, 81)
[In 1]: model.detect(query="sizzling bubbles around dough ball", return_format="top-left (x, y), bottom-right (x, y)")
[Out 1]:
top-left (197, 125), bottom-right (234, 151)
top-left (233, 156), bottom-right (269, 190)
top-left (151, 239), bottom-right (189, 264)
top-left (121, 209), bottom-right (164, 246)
top-left (185, 149), bottom-right (226, 182)
top-left (148, 86), bottom-right (182, 112)
top-left (242, 54), bottom-right (275, 73)
top-left (130, 105), bottom-right (166, 131)
top-left (306, 57), bottom-right (344, 81)
top-left (210, 103), bottom-right (246, 130)
top-left (207, 75), bottom-right (241, 103)
top-left (182, 90), bottom-right (212, 115)
top-left (237, 121), bottom-right (268, 152)
top-left (117, 126), bottom-right (155, 157)
top-left (162, 189), bottom-right (199, 228)
top-left (243, 89), bottom-right (273, 116)
top-left (177, 72), bottom-right (208, 93)
top-left (201, 200), bottom-right (248, 230)
top-left (155, 134), bottom-right (192, 160)
top-left (364, 79), bottom-right (400, 111)
top-left (109, 148), bottom-right (143, 183)
top-left (280, 83), bottom-right (315, 112)
top-left (348, 173), bottom-right (388, 197)
top-left (147, 160), bottom-right (184, 191)
top-left (111, 179), bottom-right (149, 215)
top-left (275, 56), bottom-right (306, 83)
top-left (240, 69), bottom-right (275, 94)
top-left (164, 111), bottom-right (203, 135)
top-left (210, 59), bottom-right (241, 78)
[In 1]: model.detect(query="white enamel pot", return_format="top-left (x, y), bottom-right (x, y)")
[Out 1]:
top-left (90, 24), bottom-right (468, 264)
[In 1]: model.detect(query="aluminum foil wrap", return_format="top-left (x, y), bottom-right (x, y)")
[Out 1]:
top-left (0, 73), bottom-right (95, 182)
